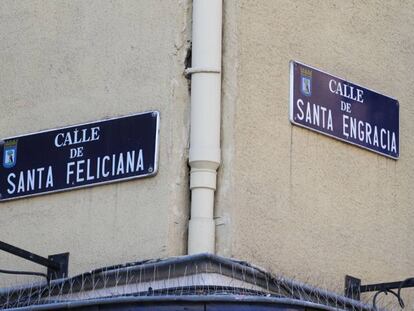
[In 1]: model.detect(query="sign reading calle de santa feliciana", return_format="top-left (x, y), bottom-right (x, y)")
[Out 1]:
top-left (0, 111), bottom-right (159, 201)
top-left (290, 61), bottom-right (399, 159)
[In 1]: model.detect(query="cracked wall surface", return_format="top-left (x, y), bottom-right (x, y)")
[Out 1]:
top-left (0, 0), bottom-right (191, 287)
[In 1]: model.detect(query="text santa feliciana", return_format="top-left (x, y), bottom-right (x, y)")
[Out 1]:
top-left (6, 126), bottom-right (146, 195)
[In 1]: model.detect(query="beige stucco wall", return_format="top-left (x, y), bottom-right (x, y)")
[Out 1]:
top-left (0, 0), bottom-right (191, 286)
top-left (1, 0), bottom-right (414, 308)
top-left (217, 0), bottom-right (414, 302)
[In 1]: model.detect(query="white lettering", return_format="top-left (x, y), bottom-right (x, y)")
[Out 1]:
top-left (320, 106), bottom-right (326, 128)
top-left (7, 173), bottom-right (16, 194)
top-left (327, 110), bottom-right (333, 131)
top-left (328, 79), bottom-right (364, 103)
top-left (46, 166), bottom-right (53, 188)
top-left (86, 159), bottom-right (95, 181)
top-left (373, 126), bottom-right (379, 147)
top-left (61, 149), bottom-right (149, 187)
top-left (358, 121), bottom-right (364, 141)
top-left (391, 133), bottom-right (397, 153)
top-left (73, 129), bottom-right (80, 144)
top-left (357, 89), bottom-right (364, 103)
top-left (102, 156), bottom-right (110, 177)
top-left (343, 115), bottom-right (349, 138)
top-left (336, 82), bottom-right (343, 96)
top-left (54, 127), bottom-right (101, 148)
top-left (67, 162), bottom-right (75, 184)
top-left (91, 127), bottom-right (100, 141)
top-left (296, 99), bottom-right (304, 120)
top-left (313, 104), bottom-right (320, 126)
top-left (350, 117), bottom-right (357, 139)
top-left (380, 129), bottom-right (387, 149)
top-left (96, 157), bottom-right (101, 179)
top-left (63, 133), bottom-right (72, 146)
top-left (112, 154), bottom-right (116, 175)
top-left (54, 133), bottom-right (65, 147)
top-left (37, 167), bottom-right (44, 189)
top-left (76, 160), bottom-right (85, 182)
top-left (365, 123), bottom-right (372, 144)
top-left (329, 79), bottom-right (336, 93)
top-left (136, 150), bottom-right (144, 171)
top-left (116, 153), bottom-right (124, 175)
top-left (305, 102), bottom-right (312, 123)
top-left (5, 166), bottom-right (54, 195)
top-left (27, 169), bottom-right (35, 191)
top-left (18, 171), bottom-right (25, 193)
top-left (127, 151), bottom-right (135, 173)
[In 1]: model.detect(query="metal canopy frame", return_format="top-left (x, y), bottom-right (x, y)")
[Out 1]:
top-left (345, 275), bottom-right (414, 309)
top-left (0, 241), bottom-right (69, 280)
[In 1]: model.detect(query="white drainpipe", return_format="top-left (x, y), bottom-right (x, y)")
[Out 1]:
top-left (186, 0), bottom-right (222, 254)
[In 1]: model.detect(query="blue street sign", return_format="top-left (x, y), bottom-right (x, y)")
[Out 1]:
top-left (290, 61), bottom-right (399, 159)
top-left (0, 111), bottom-right (159, 201)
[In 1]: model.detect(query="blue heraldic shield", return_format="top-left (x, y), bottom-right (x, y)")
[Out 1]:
top-left (3, 140), bottom-right (17, 169)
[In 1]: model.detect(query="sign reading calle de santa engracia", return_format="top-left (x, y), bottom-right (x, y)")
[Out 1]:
top-left (0, 111), bottom-right (159, 201)
top-left (290, 61), bottom-right (399, 159)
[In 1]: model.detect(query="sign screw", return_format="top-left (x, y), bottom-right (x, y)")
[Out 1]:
top-left (148, 167), bottom-right (153, 173)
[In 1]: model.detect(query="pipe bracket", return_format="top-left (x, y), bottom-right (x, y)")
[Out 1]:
top-left (184, 67), bottom-right (221, 77)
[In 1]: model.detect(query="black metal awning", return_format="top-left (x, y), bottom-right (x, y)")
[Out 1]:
top-left (0, 253), bottom-right (375, 311)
